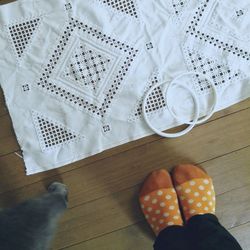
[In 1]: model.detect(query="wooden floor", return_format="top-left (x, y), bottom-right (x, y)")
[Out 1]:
top-left (0, 1), bottom-right (250, 249)
top-left (0, 87), bottom-right (250, 250)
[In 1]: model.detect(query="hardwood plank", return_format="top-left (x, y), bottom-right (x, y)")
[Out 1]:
top-left (216, 186), bottom-right (250, 230)
top-left (64, 222), bottom-right (153, 250)
top-left (54, 186), bottom-right (142, 249)
top-left (0, 0), bottom-right (14, 5)
top-left (0, 136), bottom-right (20, 156)
top-left (202, 147), bottom-right (250, 195)
top-left (53, 181), bottom-right (250, 249)
top-left (1, 146), bottom-right (248, 249)
top-left (0, 110), bottom-right (249, 207)
top-left (64, 147), bottom-right (250, 250)
top-left (0, 115), bottom-right (14, 138)
top-left (230, 223), bottom-right (250, 250)
top-left (0, 104), bottom-right (7, 117)
top-left (0, 89), bottom-right (8, 117)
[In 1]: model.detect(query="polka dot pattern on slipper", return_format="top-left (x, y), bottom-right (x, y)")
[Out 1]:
top-left (140, 188), bottom-right (183, 235)
top-left (175, 178), bottom-right (216, 221)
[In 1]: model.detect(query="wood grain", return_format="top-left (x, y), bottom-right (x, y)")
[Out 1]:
top-left (53, 154), bottom-right (250, 249)
top-left (0, 100), bottom-right (248, 195)
top-left (64, 221), bottom-right (153, 250)
top-left (0, 3), bottom-right (249, 247)
top-left (0, 0), bottom-right (15, 5)
top-left (0, 109), bottom-right (249, 208)
top-left (0, 89), bottom-right (8, 117)
top-left (64, 147), bottom-right (250, 250)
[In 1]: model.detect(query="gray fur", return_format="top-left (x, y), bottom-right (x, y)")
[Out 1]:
top-left (0, 182), bottom-right (68, 250)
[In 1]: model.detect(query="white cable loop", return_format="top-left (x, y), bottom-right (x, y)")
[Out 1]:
top-left (166, 72), bottom-right (218, 125)
top-left (142, 71), bottom-right (218, 138)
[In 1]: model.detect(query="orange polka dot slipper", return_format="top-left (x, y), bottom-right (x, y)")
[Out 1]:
top-left (172, 164), bottom-right (216, 222)
top-left (139, 169), bottom-right (183, 235)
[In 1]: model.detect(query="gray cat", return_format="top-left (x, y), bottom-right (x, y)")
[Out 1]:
top-left (0, 182), bottom-right (68, 250)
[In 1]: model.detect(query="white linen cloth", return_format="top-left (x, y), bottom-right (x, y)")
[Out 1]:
top-left (0, 0), bottom-right (249, 174)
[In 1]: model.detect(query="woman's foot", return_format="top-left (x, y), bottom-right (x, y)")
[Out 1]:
top-left (172, 164), bottom-right (216, 221)
top-left (139, 169), bottom-right (183, 235)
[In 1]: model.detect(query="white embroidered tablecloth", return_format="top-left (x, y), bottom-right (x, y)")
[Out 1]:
top-left (0, 0), bottom-right (249, 174)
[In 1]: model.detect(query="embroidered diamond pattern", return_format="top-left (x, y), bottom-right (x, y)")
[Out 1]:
top-left (186, 0), bottom-right (250, 61)
top-left (32, 111), bottom-right (81, 151)
top-left (102, 0), bottom-right (138, 18)
top-left (9, 18), bottom-right (40, 57)
top-left (37, 19), bottom-right (138, 118)
top-left (129, 74), bottom-right (166, 121)
top-left (184, 47), bottom-right (243, 93)
top-left (64, 43), bottom-right (113, 91)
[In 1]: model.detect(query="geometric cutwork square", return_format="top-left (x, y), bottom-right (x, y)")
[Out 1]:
top-left (22, 84), bottom-right (30, 92)
top-left (37, 18), bottom-right (139, 118)
top-left (63, 40), bottom-right (115, 93)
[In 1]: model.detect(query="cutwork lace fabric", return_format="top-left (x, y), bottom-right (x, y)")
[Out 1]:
top-left (0, 0), bottom-right (249, 174)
